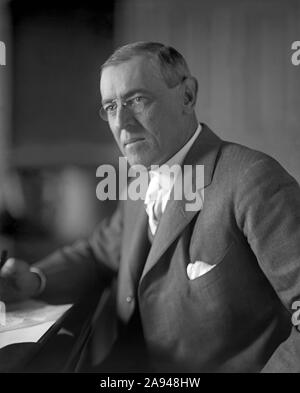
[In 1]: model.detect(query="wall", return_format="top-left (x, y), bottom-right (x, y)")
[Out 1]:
top-left (0, 0), bottom-right (10, 191)
top-left (0, 1), bottom-right (118, 259)
top-left (115, 0), bottom-right (300, 181)
top-left (10, 0), bottom-right (118, 167)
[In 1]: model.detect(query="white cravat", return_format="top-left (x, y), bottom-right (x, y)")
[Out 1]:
top-left (144, 172), bottom-right (164, 235)
top-left (144, 124), bottom-right (202, 235)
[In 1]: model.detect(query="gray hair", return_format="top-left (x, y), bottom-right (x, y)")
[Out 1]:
top-left (101, 41), bottom-right (191, 88)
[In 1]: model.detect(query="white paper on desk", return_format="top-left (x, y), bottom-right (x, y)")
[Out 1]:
top-left (0, 300), bottom-right (72, 349)
top-left (0, 321), bottom-right (55, 349)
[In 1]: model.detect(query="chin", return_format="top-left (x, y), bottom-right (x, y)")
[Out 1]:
top-left (128, 158), bottom-right (148, 168)
top-left (127, 155), bottom-right (152, 169)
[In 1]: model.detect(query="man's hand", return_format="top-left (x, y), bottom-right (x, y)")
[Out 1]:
top-left (0, 258), bottom-right (41, 303)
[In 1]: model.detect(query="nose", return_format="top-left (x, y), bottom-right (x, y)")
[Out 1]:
top-left (113, 103), bottom-right (134, 131)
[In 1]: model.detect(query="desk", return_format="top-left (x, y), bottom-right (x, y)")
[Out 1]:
top-left (0, 300), bottom-right (73, 372)
top-left (0, 286), bottom-right (115, 372)
top-left (0, 300), bottom-right (72, 349)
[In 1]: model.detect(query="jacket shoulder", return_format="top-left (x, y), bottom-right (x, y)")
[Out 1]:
top-left (217, 140), bottom-right (296, 183)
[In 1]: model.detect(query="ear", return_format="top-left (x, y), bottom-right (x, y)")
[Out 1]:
top-left (182, 77), bottom-right (198, 113)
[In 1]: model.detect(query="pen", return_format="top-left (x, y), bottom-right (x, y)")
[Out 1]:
top-left (0, 250), bottom-right (8, 270)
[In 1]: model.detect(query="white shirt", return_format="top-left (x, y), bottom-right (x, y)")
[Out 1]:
top-left (144, 124), bottom-right (202, 234)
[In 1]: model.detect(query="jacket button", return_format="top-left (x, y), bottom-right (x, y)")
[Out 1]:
top-left (126, 296), bottom-right (133, 303)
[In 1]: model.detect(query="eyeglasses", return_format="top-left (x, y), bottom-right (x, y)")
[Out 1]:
top-left (99, 77), bottom-right (188, 122)
top-left (99, 96), bottom-right (148, 122)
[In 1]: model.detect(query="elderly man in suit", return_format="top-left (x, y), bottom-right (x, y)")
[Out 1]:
top-left (0, 42), bottom-right (300, 373)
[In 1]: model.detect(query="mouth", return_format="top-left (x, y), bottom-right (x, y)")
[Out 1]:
top-left (123, 137), bottom-right (145, 147)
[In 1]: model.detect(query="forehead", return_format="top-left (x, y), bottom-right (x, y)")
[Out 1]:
top-left (100, 56), bottom-right (167, 101)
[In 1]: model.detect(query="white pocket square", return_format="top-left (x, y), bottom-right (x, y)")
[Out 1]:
top-left (187, 261), bottom-right (216, 280)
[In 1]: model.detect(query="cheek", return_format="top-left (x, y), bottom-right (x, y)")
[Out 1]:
top-left (108, 119), bottom-right (120, 138)
top-left (109, 126), bottom-right (117, 141)
top-left (142, 107), bottom-right (165, 140)
top-left (109, 125), bottom-right (123, 148)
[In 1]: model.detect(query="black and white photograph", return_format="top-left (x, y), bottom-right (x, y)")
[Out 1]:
top-left (0, 0), bottom-right (300, 377)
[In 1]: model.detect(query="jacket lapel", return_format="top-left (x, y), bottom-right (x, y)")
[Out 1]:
top-left (123, 198), bottom-right (150, 286)
top-left (140, 124), bottom-right (223, 282)
top-left (116, 197), bottom-right (149, 320)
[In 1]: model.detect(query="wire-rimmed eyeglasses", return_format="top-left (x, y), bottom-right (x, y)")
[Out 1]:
top-left (99, 77), bottom-right (188, 122)
top-left (99, 96), bottom-right (147, 122)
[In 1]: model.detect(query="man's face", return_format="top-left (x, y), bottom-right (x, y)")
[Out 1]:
top-left (100, 56), bottom-right (186, 168)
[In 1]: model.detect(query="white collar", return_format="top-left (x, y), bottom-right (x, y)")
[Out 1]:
top-left (144, 124), bottom-right (202, 234)
top-left (148, 123), bottom-right (202, 188)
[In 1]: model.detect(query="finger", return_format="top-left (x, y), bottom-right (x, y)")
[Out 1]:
top-left (0, 258), bottom-right (18, 276)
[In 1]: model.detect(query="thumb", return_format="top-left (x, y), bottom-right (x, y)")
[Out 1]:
top-left (0, 258), bottom-right (23, 277)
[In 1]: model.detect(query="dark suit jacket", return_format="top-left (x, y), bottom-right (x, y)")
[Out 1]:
top-left (36, 124), bottom-right (300, 372)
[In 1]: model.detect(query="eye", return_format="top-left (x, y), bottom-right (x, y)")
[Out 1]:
top-left (104, 102), bottom-right (117, 112)
top-left (130, 96), bottom-right (147, 106)
top-left (133, 96), bottom-right (143, 103)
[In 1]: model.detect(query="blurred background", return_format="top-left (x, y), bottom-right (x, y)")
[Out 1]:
top-left (0, 0), bottom-right (299, 262)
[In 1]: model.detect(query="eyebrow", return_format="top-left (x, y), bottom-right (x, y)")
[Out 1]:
top-left (101, 88), bottom-right (153, 105)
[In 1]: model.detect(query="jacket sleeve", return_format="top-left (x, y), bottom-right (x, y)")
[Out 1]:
top-left (234, 155), bottom-right (300, 372)
top-left (34, 202), bottom-right (124, 304)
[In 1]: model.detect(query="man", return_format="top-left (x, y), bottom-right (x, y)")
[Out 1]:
top-left (0, 42), bottom-right (300, 373)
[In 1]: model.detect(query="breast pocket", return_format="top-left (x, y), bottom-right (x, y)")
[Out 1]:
top-left (187, 241), bottom-right (235, 289)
